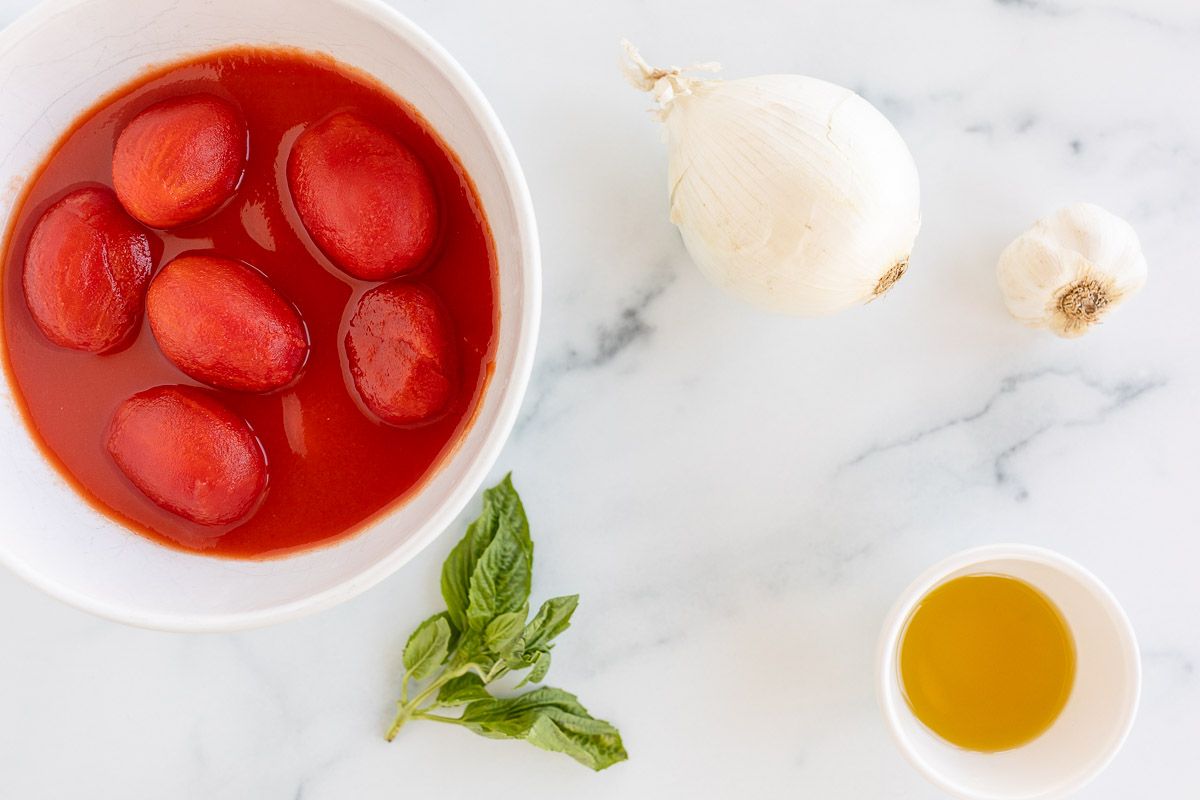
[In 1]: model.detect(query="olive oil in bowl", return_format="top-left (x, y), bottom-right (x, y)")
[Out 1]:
top-left (898, 573), bottom-right (1076, 752)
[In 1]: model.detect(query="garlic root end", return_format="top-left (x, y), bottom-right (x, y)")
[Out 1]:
top-left (1054, 278), bottom-right (1113, 336)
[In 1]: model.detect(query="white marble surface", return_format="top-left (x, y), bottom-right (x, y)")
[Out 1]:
top-left (1, 0), bottom-right (1198, 796)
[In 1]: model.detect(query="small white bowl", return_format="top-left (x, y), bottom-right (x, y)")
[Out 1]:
top-left (0, 0), bottom-right (539, 630)
top-left (877, 544), bottom-right (1140, 800)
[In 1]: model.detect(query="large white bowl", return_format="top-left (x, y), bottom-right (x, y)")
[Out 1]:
top-left (0, 0), bottom-right (540, 630)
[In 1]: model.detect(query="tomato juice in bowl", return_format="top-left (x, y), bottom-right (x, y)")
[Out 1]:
top-left (0, 0), bottom-right (540, 630)
top-left (5, 47), bottom-right (498, 557)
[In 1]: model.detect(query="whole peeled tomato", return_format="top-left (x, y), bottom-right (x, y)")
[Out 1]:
top-left (112, 94), bottom-right (246, 228)
top-left (288, 112), bottom-right (437, 280)
top-left (106, 386), bottom-right (267, 526)
top-left (345, 282), bottom-right (457, 426)
top-left (22, 187), bottom-right (155, 353)
top-left (147, 255), bottom-right (308, 392)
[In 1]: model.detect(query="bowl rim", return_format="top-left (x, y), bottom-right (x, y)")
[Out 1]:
top-left (0, 0), bottom-right (542, 632)
top-left (875, 543), bottom-right (1141, 800)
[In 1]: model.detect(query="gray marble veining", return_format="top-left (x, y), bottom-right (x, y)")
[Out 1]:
top-left (0, 0), bottom-right (1197, 798)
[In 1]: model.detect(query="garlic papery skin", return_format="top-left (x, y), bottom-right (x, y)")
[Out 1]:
top-left (996, 203), bottom-right (1148, 338)
top-left (622, 42), bottom-right (921, 316)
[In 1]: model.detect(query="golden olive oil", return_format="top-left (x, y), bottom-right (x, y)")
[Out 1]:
top-left (898, 574), bottom-right (1076, 752)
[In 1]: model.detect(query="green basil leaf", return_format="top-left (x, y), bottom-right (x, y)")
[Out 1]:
top-left (525, 710), bottom-right (628, 771)
top-left (449, 629), bottom-right (493, 672)
top-left (403, 613), bottom-right (452, 680)
top-left (523, 595), bottom-right (578, 651)
top-left (459, 686), bottom-right (587, 731)
top-left (505, 649), bottom-right (535, 671)
top-left (466, 525), bottom-right (532, 631)
top-left (440, 542), bottom-right (475, 634)
top-left (458, 687), bottom-right (627, 770)
top-left (441, 475), bottom-right (530, 630)
top-left (486, 474), bottom-right (532, 555)
top-left (436, 673), bottom-right (491, 706)
top-left (485, 608), bottom-right (527, 657)
top-left (516, 649), bottom-right (551, 688)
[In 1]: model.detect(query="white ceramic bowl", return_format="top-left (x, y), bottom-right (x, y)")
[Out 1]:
top-left (0, 0), bottom-right (539, 631)
top-left (877, 545), bottom-right (1140, 800)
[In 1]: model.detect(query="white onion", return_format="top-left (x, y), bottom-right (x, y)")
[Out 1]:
top-left (623, 42), bottom-right (921, 316)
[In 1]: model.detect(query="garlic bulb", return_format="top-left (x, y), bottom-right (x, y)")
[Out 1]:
top-left (621, 42), bottom-right (921, 316)
top-left (996, 203), bottom-right (1147, 338)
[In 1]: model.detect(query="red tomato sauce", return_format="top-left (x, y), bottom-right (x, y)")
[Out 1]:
top-left (1, 48), bottom-right (497, 557)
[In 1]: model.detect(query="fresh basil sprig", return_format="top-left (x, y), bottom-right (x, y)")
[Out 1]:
top-left (386, 475), bottom-right (627, 771)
